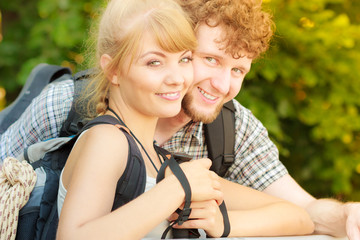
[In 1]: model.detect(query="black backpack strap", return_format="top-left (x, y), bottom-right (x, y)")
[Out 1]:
top-left (204, 100), bottom-right (236, 177)
top-left (79, 115), bottom-right (146, 210)
top-left (59, 68), bottom-right (96, 137)
top-left (0, 63), bottom-right (71, 134)
top-left (218, 202), bottom-right (231, 237)
top-left (111, 127), bottom-right (146, 210)
top-left (156, 147), bottom-right (197, 239)
top-left (156, 148), bottom-right (192, 222)
top-left (156, 147), bottom-right (231, 239)
top-left (79, 114), bottom-right (119, 131)
top-left (51, 114), bottom-right (122, 170)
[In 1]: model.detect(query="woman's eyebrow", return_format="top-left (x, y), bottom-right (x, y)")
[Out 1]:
top-left (138, 50), bottom-right (191, 60)
top-left (139, 51), bottom-right (166, 59)
top-left (180, 50), bottom-right (191, 57)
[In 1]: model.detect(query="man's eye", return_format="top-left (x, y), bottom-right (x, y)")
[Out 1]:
top-left (179, 57), bottom-right (193, 63)
top-left (205, 57), bottom-right (216, 64)
top-left (147, 60), bottom-right (161, 66)
top-left (232, 68), bottom-right (243, 74)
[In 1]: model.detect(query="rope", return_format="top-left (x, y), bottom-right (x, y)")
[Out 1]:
top-left (0, 157), bottom-right (37, 240)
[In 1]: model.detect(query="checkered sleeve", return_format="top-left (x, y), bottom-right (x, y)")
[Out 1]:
top-left (0, 80), bottom-right (74, 163)
top-left (225, 100), bottom-right (288, 191)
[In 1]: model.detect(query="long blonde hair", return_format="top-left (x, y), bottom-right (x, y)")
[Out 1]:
top-left (80, 0), bottom-right (197, 118)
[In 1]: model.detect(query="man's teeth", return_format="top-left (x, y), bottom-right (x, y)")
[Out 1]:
top-left (199, 88), bottom-right (216, 100)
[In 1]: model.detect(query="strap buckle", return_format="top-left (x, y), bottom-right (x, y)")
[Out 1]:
top-left (223, 154), bottom-right (234, 165)
top-left (177, 207), bottom-right (192, 225)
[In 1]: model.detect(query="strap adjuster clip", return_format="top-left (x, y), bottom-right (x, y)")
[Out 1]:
top-left (177, 207), bottom-right (192, 225)
top-left (223, 154), bottom-right (234, 165)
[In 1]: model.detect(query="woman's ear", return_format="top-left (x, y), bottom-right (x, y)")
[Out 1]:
top-left (100, 54), bottom-right (119, 86)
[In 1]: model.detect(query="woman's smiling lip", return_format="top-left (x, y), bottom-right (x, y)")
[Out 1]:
top-left (156, 91), bottom-right (181, 100)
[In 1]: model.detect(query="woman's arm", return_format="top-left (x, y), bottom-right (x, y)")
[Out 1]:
top-left (57, 125), bottom-right (222, 240)
top-left (57, 125), bottom-right (185, 240)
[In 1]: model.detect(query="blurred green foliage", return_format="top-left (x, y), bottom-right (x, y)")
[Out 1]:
top-left (0, 0), bottom-right (359, 200)
top-left (239, 0), bottom-right (360, 201)
top-left (0, 0), bottom-right (101, 101)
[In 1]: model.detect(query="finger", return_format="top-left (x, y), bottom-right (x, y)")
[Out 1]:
top-left (171, 201), bottom-right (212, 219)
top-left (213, 189), bottom-right (224, 205)
top-left (187, 208), bottom-right (214, 220)
top-left (171, 201), bottom-right (217, 222)
top-left (175, 201), bottom-right (213, 211)
top-left (168, 212), bottom-right (179, 222)
top-left (173, 218), bottom-right (204, 229)
top-left (210, 171), bottom-right (219, 179)
top-left (190, 201), bottom-right (209, 207)
top-left (174, 218), bottom-right (217, 233)
top-left (210, 172), bottom-right (221, 189)
top-left (175, 218), bottom-right (224, 238)
top-left (346, 225), bottom-right (360, 240)
top-left (347, 229), bottom-right (360, 240)
top-left (189, 200), bottom-right (218, 208)
top-left (196, 158), bottom-right (212, 169)
top-left (212, 179), bottom-right (221, 190)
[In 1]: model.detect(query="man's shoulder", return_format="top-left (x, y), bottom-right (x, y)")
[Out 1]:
top-left (47, 78), bottom-right (75, 94)
top-left (28, 80), bottom-right (72, 111)
top-left (231, 99), bottom-right (253, 119)
top-left (230, 99), bottom-right (268, 133)
top-left (32, 78), bottom-right (74, 101)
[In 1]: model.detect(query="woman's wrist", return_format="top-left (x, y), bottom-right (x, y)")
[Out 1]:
top-left (161, 174), bottom-right (186, 204)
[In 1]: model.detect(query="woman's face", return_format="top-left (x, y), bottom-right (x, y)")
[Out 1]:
top-left (112, 32), bottom-right (194, 118)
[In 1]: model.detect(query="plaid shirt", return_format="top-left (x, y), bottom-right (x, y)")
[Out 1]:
top-left (0, 80), bottom-right (287, 190)
top-left (161, 100), bottom-right (288, 190)
top-left (0, 79), bottom-right (74, 160)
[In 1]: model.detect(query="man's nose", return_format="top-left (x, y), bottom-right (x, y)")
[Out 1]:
top-left (210, 68), bottom-right (231, 95)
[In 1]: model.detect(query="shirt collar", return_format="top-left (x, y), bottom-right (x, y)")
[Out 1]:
top-left (181, 120), bottom-right (204, 146)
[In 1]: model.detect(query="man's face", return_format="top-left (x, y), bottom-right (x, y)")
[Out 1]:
top-left (182, 24), bottom-right (252, 123)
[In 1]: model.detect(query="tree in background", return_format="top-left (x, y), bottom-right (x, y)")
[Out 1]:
top-left (0, 0), bottom-right (100, 104)
top-left (0, 0), bottom-right (359, 200)
top-left (239, 0), bottom-right (360, 200)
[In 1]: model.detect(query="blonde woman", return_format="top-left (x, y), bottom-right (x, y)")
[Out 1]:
top-left (57, 0), bottom-right (222, 239)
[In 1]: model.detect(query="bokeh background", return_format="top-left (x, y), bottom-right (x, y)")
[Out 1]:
top-left (0, 0), bottom-right (359, 201)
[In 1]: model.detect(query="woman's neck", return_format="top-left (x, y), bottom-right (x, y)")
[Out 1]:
top-left (106, 103), bottom-right (161, 177)
top-left (107, 103), bottom-right (158, 149)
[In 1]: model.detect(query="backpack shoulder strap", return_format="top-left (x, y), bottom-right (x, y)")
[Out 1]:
top-left (204, 100), bottom-right (236, 177)
top-left (59, 69), bottom-right (95, 137)
top-left (80, 114), bottom-right (119, 131)
top-left (112, 128), bottom-right (146, 210)
top-left (48, 114), bottom-right (121, 170)
top-left (0, 63), bottom-right (71, 134)
top-left (80, 115), bottom-right (146, 210)
top-left (48, 114), bottom-right (124, 171)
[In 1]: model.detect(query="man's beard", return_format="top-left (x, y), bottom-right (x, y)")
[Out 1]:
top-left (181, 92), bottom-right (224, 124)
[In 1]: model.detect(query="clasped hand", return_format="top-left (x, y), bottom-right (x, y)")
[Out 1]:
top-left (166, 158), bottom-right (225, 238)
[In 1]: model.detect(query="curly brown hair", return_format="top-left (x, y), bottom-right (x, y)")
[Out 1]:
top-left (178, 0), bottom-right (274, 59)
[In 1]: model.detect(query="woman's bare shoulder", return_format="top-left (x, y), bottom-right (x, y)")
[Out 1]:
top-left (67, 124), bottom-right (130, 178)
